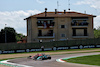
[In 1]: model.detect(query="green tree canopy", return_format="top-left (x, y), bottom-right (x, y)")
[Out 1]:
top-left (94, 27), bottom-right (100, 38)
top-left (16, 33), bottom-right (25, 42)
top-left (0, 27), bottom-right (16, 43)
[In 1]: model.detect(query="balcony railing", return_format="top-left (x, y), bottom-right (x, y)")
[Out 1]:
top-left (37, 22), bottom-right (55, 28)
top-left (71, 22), bottom-right (88, 27)
top-left (38, 33), bottom-right (55, 38)
top-left (37, 23), bottom-right (54, 26)
top-left (72, 35), bottom-right (88, 38)
top-left (38, 36), bottom-right (55, 38)
top-left (72, 36), bottom-right (88, 38)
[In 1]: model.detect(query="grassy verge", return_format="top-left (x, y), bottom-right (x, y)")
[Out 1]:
top-left (63, 54), bottom-right (100, 66)
top-left (0, 57), bottom-right (26, 61)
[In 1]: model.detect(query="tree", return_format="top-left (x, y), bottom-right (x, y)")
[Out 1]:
top-left (94, 27), bottom-right (100, 38)
top-left (0, 27), bottom-right (16, 43)
top-left (16, 33), bottom-right (25, 42)
top-left (0, 29), bottom-right (5, 43)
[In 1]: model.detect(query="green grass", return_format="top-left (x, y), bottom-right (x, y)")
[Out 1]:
top-left (63, 54), bottom-right (100, 66)
top-left (0, 57), bottom-right (25, 61)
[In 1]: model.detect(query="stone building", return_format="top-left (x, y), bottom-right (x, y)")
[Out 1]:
top-left (24, 9), bottom-right (96, 43)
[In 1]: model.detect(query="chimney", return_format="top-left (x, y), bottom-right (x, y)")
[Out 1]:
top-left (45, 8), bottom-right (47, 17)
top-left (68, 8), bottom-right (70, 13)
top-left (68, 8), bottom-right (70, 11)
top-left (64, 10), bottom-right (66, 14)
top-left (55, 9), bottom-right (57, 14)
top-left (84, 11), bottom-right (86, 14)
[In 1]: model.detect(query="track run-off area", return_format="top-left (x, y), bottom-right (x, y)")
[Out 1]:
top-left (0, 48), bottom-right (100, 67)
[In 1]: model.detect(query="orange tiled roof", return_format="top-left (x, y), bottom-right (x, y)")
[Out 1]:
top-left (25, 11), bottom-right (96, 19)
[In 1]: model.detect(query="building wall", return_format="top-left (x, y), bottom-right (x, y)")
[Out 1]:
top-left (54, 17), bottom-right (71, 41)
top-left (67, 17), bottom-right (72, 40)
top-left (27, 18), bottom-right (32, 43)
top-left (31, 18), bottom-right (38, 42)
top-left (27, 17), bottom-right (38, 43)
top-left (27, 16), bottom-right (94, 43)
top-left (88, 17), bottom-right (94, 38)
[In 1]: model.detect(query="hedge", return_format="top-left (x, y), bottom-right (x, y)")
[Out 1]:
top-left (0, 38), bottom-right (100, 51)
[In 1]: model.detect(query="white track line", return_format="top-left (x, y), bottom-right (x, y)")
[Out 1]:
top-left (1, 60), bottom-right (33, 67)
top-left (56, 59), bottom-right (65, 63)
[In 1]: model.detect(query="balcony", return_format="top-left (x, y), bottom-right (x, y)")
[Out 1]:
top-left (38, 33), bottom-right (55, 38)
top-left (37, 22), bottom-right (55, 29)
top-left (38, 36), bottom-right (55, 38)
top-left (72, 35), bottom-right (88, 38)
top-left (71, 22), bottom-right (88, 28)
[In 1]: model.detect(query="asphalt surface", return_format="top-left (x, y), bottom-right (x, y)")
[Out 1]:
top-left (8, 52), bottom-right (100, 67)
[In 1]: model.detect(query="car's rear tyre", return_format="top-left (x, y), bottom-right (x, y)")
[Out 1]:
top-left (48, 57), bottom-right (51, 60)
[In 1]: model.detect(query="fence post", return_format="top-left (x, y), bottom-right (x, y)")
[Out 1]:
top-left (78, 45), bottom-right (80, 49)
top-left (67, 39), bottom-right (70, 49)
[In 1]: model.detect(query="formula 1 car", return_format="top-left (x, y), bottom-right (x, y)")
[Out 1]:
top-left (27, 53), bottom-right (51, 60)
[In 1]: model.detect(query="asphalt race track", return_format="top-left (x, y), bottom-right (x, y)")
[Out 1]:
top-left (7, 52), bottom-right (100, 67)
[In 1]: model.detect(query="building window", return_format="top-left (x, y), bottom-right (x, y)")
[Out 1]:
top-left (41, 21), bottom-right (44, 23)
top-left (84, 28), bottom-right (87, 36)
top-left (76, 29), bottom-right (84, 36)
top-left (61, 25), bottom-right (65, 28)
top-left (37, 20), bottom-right (41, 23)
top-left (61, 34), bottom-right (66, 37)
top-left (72, 28), bottom-right (87, 36)
top-left (73, 29), bottom-right (76, 36)
top-left (48, 20), bottom-right (50, 24)
top-left (48, 30), bottom-right (53, 36)
top-left (38, 30), bottom-right (42, 36)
